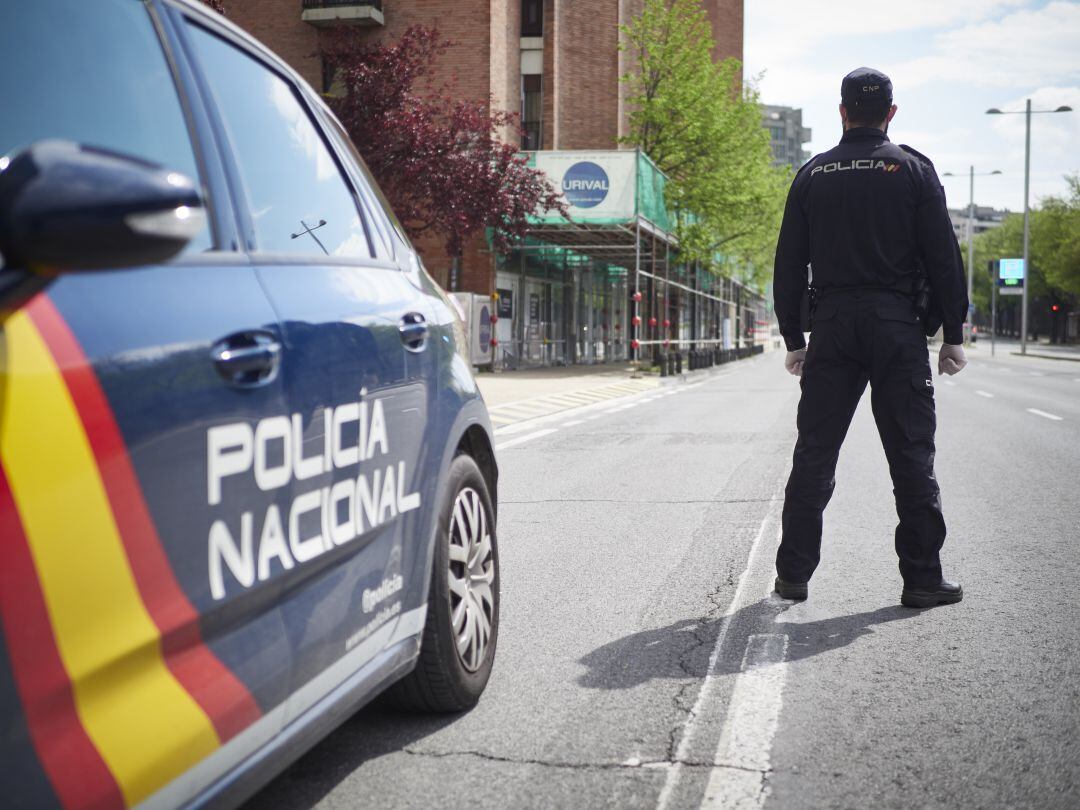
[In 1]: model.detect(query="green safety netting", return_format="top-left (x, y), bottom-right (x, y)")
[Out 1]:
top-left (634, 150), bottom-right (672, 233)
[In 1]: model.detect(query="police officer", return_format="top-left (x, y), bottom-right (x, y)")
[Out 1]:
top-left (772, 67), bottom-right (969, 609)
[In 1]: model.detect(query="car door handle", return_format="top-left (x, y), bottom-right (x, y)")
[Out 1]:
top-left (211, 330), bottom-right (281, 388)
top-left (399, 312), bottom-right (428, 352)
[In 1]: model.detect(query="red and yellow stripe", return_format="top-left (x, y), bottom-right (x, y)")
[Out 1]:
top-left (0, 296), bottom-right (261, 807)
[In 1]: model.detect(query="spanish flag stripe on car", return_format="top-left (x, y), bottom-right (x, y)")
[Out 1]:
top-left (26, 297), bottom-right (263, 743)
top-left (0, 301), bottom-right (250, 806)
top-left (0, 470), bottom-right (122, 810)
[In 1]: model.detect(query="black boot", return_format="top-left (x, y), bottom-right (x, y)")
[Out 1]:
top-left (774, 577), bottom-right (808, 601)
top-left (901, 580), bottom-right (963, 608)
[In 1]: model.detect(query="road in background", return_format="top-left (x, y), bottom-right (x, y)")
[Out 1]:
top-left (248, 346), bottom-right (1079, 809)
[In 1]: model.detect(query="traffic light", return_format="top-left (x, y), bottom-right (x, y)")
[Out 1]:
top-left (1050, 303), bottom-right (1061, 313)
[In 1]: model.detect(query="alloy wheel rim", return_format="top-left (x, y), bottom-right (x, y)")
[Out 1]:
top-left (447, 486), bottom-right (495, 672)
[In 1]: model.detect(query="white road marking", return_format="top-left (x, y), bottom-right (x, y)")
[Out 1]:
top-left (1027, 408), bottom-right (1063, 422)
top-left (975, 390), bottom-right (995, 398)
top-left (494, 428), bottom-right (557, 451)
top-left (943, 379), bottom-right (957, 387)
top-left (1029, 371), bottom-right (1045, 377)
top-left (701, 634), bottom-right (790, 810)
top-left (655, 502), bottom-right (783, 810)
top-left (563, 419), bottom-right (585, 427)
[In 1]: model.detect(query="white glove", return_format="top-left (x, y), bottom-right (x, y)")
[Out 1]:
top-left (785, 348), bottom-right (807, 377)
top-left (938, 343), bottom-right (967, 376)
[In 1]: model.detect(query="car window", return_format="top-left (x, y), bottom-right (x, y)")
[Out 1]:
top-left (0, 0), bottom-right (211, 253)
top-left (185, 25), bottom-right (373, 260)
top-left (319, 112), bottom-right (396, 261)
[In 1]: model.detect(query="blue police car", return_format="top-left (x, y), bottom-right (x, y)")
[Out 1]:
top-left (0, 1), bottom-right (499, 807)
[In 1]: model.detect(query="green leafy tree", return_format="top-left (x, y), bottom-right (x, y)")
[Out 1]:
top-left (1032, 175), bottom-right (1080, 298)
top-left (619, 0), bottom-right (787, 287)
top-left (966, 176), bottom-right (1080, 340)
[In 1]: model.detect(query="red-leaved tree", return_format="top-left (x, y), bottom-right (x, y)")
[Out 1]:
top-left (320, 26), bottom-right (565, 264)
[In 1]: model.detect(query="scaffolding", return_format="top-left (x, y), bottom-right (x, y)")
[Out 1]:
top-left (505, 149), bottom-right (768, 368)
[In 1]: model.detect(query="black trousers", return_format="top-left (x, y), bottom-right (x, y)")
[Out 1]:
top-left (777, 290), bottom-right (946, 588)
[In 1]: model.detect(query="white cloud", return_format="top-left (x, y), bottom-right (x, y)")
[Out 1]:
top-left (744, 1), bottom-right (1080, 210)
top-left (987, 85), bottom-right (1080, 203)
top-left (895, 2), bottom-right (1080, 89)
top-left (746, 0), bottom-right (1028, 59)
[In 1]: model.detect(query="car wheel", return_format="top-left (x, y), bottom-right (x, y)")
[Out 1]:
top-left (388, 453), bottom-right (499, 712)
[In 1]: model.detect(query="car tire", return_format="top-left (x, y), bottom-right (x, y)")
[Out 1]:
top-left (387, 453), bottom-right (499, 712)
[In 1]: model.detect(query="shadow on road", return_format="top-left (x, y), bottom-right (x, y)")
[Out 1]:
top-left (244, 703), bottom-right (460, 809)
top-left (576, 600), bottom-right (920, 690)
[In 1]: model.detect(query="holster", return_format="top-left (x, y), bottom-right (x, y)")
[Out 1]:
top-left (799, 285), bottom-right (818, 332)
top-left (911, 267), bottom-right (944, 337)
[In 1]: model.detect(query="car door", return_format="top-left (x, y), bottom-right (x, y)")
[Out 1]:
top-left (178, 17), bottom-right (429, 723)
top-left (0, 2), bottom-right (292, 808)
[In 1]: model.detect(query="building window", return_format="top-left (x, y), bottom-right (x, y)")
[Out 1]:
top-left (521, 0), bottom-right (543, 37)
top-left (521, 74), bottom-right (542, 150)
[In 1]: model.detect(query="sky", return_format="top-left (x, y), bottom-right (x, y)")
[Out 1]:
top-left (744, 0), bottom-right (1080, 213)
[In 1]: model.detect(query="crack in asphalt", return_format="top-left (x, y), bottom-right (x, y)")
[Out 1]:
top-left (403, 747), bottom-right (769, 772)
top-left (664, 581), bottom-right (732, 762)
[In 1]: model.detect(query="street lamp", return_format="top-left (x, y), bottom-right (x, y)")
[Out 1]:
top-left (985, 101), bottom-right (1073, 355)
top-left (942, 167), bottom-right (1002, 342)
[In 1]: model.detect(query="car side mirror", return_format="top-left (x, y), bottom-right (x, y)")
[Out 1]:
top-left (0, 139), bottom-right (206, 273)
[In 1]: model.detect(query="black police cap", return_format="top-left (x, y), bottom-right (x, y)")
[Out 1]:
top-left (841, 67), bottom-right (892, 107)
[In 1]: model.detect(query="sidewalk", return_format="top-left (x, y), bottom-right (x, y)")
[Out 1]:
top-left (475, 350), bottom-right (772, 430)
top-left (972, 338), bottom-right (1080, 362)
top-left (475, 364), bottom-right (663, 429)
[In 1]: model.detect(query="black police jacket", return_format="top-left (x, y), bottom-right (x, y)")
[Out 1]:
top-left (773, 127), bottom-right (968, 351)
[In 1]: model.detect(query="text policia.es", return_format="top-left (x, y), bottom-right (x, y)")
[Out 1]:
top-left (205, 395), bottom-right (421, 600)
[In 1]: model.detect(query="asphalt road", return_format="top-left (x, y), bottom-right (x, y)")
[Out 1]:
top-left (247, 344), bottom-right (1080, 810)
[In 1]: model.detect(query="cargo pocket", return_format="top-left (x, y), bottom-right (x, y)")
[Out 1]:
top-left (909, 373), bottom-right (936, 439)
top-left (811, 296), bottom-right (840, 328)
top-left (876, 298), bottom-right (918, 324)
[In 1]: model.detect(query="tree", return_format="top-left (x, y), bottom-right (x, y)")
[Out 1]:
top-left (967, 177), bottom-right (1080, 341)
top-left (320, 26), bottom-right (564, 266)
top-left (1032, 175), bottom-right (1080, 299)
top-left (619, 0), bottom-right (788, 286)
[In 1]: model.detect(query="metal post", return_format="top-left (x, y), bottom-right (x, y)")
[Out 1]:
top-left (1021, 98), bottom-right (1031, 356)
top-left (633, 221), bottom-right (640, 362)
top-left (966, 165), bottom-right (975, 342)
top-left (991, 282), bottom-right (997, 357)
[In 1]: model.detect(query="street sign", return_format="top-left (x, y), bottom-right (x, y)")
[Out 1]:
top-left (1000, 287), bottom-right (1024, 296)
top-left (998, 258), bottom-right (1024, 287)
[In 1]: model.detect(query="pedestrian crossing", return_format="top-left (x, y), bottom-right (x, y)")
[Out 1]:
top-left (486, 378), bottom-right (662, 428)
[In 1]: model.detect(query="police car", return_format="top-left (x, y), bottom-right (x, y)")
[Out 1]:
top-left (0, 1), bottom-right (499, 807)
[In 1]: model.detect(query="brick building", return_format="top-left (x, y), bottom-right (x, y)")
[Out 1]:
top-left (221, 1), bottom-right (756, 366)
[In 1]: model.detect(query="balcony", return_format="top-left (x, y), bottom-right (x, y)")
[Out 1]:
top-left (301, 0), bottom-right (384, 28)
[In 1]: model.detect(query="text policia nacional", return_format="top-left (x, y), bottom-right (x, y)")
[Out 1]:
top-left (205, 394), bottom-right (421, 600)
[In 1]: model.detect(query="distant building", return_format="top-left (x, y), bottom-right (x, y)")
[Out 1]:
top-left (948, 205), bottom-right (1010, 244)
top-left (762, 104), bottom-right (811, 170)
